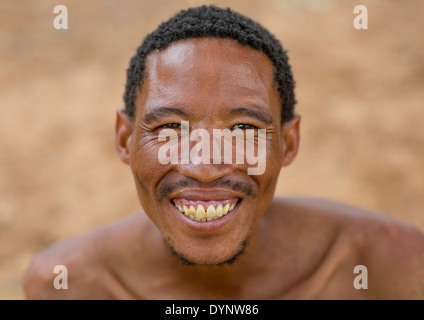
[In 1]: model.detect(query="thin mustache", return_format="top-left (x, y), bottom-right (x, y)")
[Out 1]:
top-left (157, 177), bottom-right (255, 202)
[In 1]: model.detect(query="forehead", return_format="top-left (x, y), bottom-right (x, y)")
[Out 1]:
top-left (138, 38), bottom-right (279, 115)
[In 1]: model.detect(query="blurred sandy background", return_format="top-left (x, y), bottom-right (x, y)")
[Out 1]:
top-left (1, 0), bottom-right (423, 299)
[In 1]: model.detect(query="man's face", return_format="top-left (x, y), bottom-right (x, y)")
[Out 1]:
top-left (116, 38), bottom-right (299, 265)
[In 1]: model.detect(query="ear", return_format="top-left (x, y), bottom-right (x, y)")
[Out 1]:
top-left (115, 108), bottom-right (133, 165)
top-left (281, 114), bottom-right (301, 167)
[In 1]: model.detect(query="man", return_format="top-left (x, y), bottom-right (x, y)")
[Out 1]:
top-left (24, 5), bottom-right (424, 299)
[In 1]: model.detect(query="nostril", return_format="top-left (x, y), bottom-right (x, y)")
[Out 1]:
top-left (176, 163), bottom-right (235, 184)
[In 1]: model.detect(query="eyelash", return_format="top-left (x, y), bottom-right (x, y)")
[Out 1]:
top-left (231, 124), bottom-right (259, 131)
top-left (159, 123), bottom-right (182, 129)
top-left (157, 123), bottom-right (259, 131)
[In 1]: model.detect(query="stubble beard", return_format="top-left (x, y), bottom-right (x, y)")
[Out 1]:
top-left (165, 236), bottom-right (250, 267)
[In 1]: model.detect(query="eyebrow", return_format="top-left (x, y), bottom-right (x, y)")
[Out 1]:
top-left (143, 107), bottom-right (189, 124)
top-left (229, 107), bottom-right (274, 125)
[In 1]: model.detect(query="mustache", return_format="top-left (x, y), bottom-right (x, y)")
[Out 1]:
top-left (157, 176), bottom-right (256, 202)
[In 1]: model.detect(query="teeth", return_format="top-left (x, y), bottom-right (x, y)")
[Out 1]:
top-left (183, 205), bottom-right (189, 216)
top-left (223, 203), bottom-right (230, 215)
top-left (175, 201), bottom-right (238, 222)
top-left (207, 205), bottom-right (216, 221)
top-left (189, 205), bottom-right (196, 216)
top-left (196, 204), bottom-right (206, 219)
top-left (216, 204), bottom-right (223, 217)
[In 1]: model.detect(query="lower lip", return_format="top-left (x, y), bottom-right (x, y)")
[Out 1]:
top-left (170, 200), bottom-right (241, 233)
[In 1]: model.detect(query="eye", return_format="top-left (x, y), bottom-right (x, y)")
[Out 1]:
top-left (160, 123), bottom-right (182, 129)
top-left (231, 123), bottom-right (258, 131)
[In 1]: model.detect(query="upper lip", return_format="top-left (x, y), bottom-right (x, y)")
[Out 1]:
top-left (168, 188), bottom-right (244, 201)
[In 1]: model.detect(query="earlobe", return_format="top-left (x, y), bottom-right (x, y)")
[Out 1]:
top-left (115, 108), bottom-right (133, 165)
top-left (281, 114), bottom-right (301, 167)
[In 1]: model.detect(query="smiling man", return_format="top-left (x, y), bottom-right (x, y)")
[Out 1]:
top-left (24, 6), bottom-right (424, 299)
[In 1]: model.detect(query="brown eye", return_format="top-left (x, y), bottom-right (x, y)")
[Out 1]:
top-left (161, 123), bottom-right (182, 129)
top-left (231, 124), bottom-right (258, 131)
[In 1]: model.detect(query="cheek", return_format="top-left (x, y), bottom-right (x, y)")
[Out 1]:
top-left (256, 137), bottom-right (283, 192)
top-left (257, 132), bottom-right (283, 175)
top-left (129, 135), bottom-right (167, 192)
top-left (266, 138), bottom-right (284, 171)
top-left (129, 136), bottom-right (174, 227)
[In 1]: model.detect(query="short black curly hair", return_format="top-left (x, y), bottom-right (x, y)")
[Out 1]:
top-left (124, 5), bottom-right (296, 123)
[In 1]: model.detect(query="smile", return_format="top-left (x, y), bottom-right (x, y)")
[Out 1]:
top-left (172, 198), bottom-right (239, 222)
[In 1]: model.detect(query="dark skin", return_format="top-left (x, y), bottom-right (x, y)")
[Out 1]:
top-left (24, 38), bottom-right (424, 299)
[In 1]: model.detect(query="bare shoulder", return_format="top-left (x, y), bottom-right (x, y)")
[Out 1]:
top-left (271, 196), bottom-right (424, 299)
top-left (23, 213), bottom-right (146, 299)
top-left (358, 212), bottom-right (424, 299)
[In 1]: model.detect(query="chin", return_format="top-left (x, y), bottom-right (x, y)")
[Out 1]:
top-left (166, 236), bottom-right (250, 266)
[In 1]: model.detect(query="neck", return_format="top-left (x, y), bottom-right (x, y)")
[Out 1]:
top-left (156, 215), bottom-right (286, 298)
top-left (136, 203), bottom-right (302, 298)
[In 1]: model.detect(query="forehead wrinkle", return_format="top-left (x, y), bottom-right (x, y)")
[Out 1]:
top-left (143, 106), bottom-right (190, 124)
top-left (139, 38), bottom-right (280, 121)
top-left (146, 39), bottom-right (274, 89)
top-left (228, 107), bottom-right (274, 125)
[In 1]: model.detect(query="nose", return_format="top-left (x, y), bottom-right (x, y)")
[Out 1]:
top-left (177, 163), bottom-right (235, 184)
top-left (173, 125), bottom-right (242, 183)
